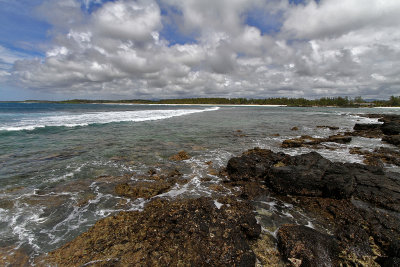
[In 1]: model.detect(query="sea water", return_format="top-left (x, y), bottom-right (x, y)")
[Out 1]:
top-left (1, 103), bottom-right (399, 260)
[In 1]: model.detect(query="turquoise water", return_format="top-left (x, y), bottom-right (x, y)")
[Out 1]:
top-left (1, 103), bottom-right (399, 260)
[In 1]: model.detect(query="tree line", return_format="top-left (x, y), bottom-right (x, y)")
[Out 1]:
top-left (24, 96), bottom-right (400, 107)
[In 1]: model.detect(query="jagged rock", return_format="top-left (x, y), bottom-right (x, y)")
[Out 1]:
top-left (281, 135), bottom-right (351, 149)
top-left (0, 246), bottom-right (29, 267)
top-left (267, 152), bottom-right (355, 199)
top-left (344, 121), bottom-right (384, 138)
top-left (378, 114), bottom-right (400, 123)
top-left (317, 125), bottom-right (339, 130)
top-left (326, 135), bottom-right (352, 144)
top-left (281, 138), bottom-right (304, 148)
top-left (40, 197), bottom-right (260, 267)
top-left (293, 196), bottom-right (400, 265)
top-left (115, 181), bottom-right (172, 199)
top-left (353, 169), bottom-right (400, 212)
top-left (291, 127), bottom-right (299, 131)
top-left (378, 257), bottom-right (400, 267)
top-left (277, 225), bottom-right (340, 267)
top-left (383, 135), bottom-right (400, 146)
top-left (350, 147), bottom-right (400, 167)
top-left (353, 123), bottom-right (382, 131)
top-left (228, 149), bottom-right (400, 211)
top-left (114, 169), bottom-right (186, 199)
top-left (226, 148), bottom-right (285, 182)
top-left (381, 122), bottom-right (400, 135)
top-left (169, 150), bottom-right (191, 161)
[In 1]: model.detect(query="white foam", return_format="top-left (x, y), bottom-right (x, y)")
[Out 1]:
top-left (0, 107), bottom-right (220, 131)
top-left (214, 200), bottom-right (223, 209)
top-left (305, 221), bottom-right (315, 229)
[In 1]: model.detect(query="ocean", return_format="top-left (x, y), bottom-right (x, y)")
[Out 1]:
top-left (1, 102), bottom-right (400, 261)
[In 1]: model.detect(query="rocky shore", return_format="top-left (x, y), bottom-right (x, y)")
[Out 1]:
top-left (28, 113), bottom-right (400, 266)
top-left (226, 147), bottom-right (400, 266)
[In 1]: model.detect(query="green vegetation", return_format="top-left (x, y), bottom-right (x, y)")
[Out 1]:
top-left (17, 96), bottom-right (400, 107)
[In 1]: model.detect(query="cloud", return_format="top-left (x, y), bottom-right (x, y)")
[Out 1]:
top-left (282, 0), bottom-right (400, 39)
top-left (34, 0), bottom-right (84, 31)
top-left (10, 0), bottom-right (400, 99)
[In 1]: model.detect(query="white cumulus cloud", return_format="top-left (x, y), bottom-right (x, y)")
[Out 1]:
top-left (10, 0), bottom-right (400, 99)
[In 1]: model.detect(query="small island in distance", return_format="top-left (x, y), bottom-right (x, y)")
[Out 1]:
top-left (10, 95), bottom-right (400, 107)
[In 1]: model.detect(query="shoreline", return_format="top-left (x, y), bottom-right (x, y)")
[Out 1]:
top-left (31, 113), bottom-right (400, 266)
top-left (2, 109), bottom-right (400, 266)
top-left (97, 103), bottom-right (288, 107)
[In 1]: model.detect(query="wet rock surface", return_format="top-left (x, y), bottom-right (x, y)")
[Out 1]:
top-left (229, 149), bottom-right (400, 211)
top-left (114, 169), bottom-right (188, 199)
top-left (32, 114), bottom-right (400, 266)
top-left (316, 125), bottom-right (339, 130)
top-left (351, 114), bottom-right (400, 144)
top-left (281, 134), bottom-right (351, 149)
top-left (169, 150), bottom-right (191, 161)
top-left (227, 148), bottom-right (400, 266)
top-left (0, 246), bottom-right (30, 267)
top-left (226, 148), bottom-right (286, 182)
top-left (277, 225), bottom-right (340, 267)
top-left (383, 134), bottom-right (400, 146)
top-left (350, 147), bottom-right (400, 167)
top-left (40, 197), bottom-right (260, 267)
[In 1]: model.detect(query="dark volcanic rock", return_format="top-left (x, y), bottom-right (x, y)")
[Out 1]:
top-left (381, 122), bottom-right (400, 135)
top-left (316, 125), bottom-right (339, 130)
top-left (293, 196), bottom-right (400, 265)
top-left (383, 134), bottom-right (400, 146)
top-left (353, 123), bottom-right (382, 131)
top-left (228, 149), bottom-right (400, 211)
top-left (226, 148), bottom-right (285, 182)
top-left (281, 135), bottom-right (351, 149)
top-left (270, 152), bottom-right (400, 211)
top-left (267, 152), bottom-right (355, 199)
top-left (326, 135), bottom-right (352, 144)
top-left (41, 197), bottom-right (260, 267)
top-left (345, 121), bottom-right (383, 138)
top-left (226, 147), bottom-right (400, 265)
top-left (350, 146), bottom-right (400, 167)
top-left (378, 257), bottom-right (400, 267)
top-left (378, 114), bottom-right (400, 123)
top-left (277, 225), bottom-right (340, 267)
top-left (354, 169), bottom-right (400, 212)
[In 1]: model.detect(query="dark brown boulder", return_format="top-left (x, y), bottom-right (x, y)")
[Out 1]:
top-left (382, 122), bottom-right (400, 135)
top-left (293, 196), bottom-right (400, 265)
top-left (353, 123), bottom-right (382, 131)
top-left (228, 149), bottom-right (400, 211)
top-left (267, 152), bottom-right (355, 199)
top-left (41, 197), bottom-right (260, 267)
top-left (226, 148), bottom-right (285, 182)
top-left (277, 225), bottom-right (340, 267)
top-left (383, 135), bottom-right (400, 146)
top-left (281, 135), bottom-right (351, 149)
top-left (316, 125), bottom-right (339, 130)
top-left (378, 114), bottom-right (400, 123)
top-left (169, 150), bottom-right (191, 161)
top-left (325, 135), bottom-right (352, 144)
top-left (378, 257), bottom-right (400, 267)
top-left (354, 169), bottom-right (400, 212)
top-left (114, 181), bottom-right (172, 199)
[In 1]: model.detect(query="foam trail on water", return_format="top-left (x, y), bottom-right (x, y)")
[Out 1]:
top-left (0, 107), bottom-right (220, 131)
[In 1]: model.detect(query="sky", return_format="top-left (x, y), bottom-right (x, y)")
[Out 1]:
top-left (0, 0), bottom-right (399, 100)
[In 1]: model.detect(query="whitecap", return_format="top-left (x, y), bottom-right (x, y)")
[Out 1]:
top-left (0, 107), bottom-right (220, 131)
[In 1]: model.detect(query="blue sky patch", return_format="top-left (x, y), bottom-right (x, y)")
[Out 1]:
top-left (244, 9), bottom-right (283, 35)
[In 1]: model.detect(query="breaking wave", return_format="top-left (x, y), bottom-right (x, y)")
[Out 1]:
top-left (0, 107), bottom-right (220, 131)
